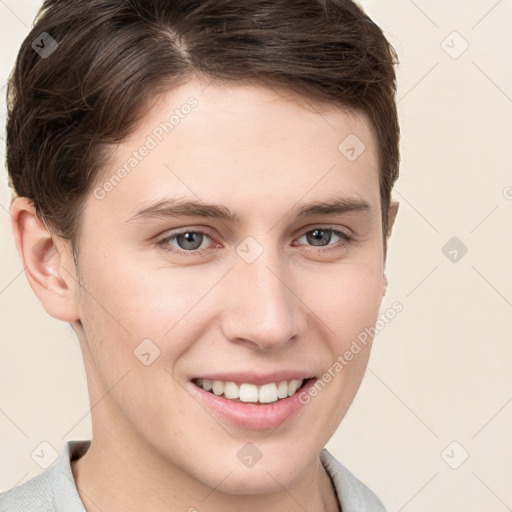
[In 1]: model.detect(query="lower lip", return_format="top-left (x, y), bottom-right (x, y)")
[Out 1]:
top-left (186, 378), bottom-right (317, 430)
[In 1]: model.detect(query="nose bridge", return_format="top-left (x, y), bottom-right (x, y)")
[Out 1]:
top-left (221, 239), bottom-right (302, 349)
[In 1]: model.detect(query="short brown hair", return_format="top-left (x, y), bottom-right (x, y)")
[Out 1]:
top-left (5, 0), bottom-right (400, 265)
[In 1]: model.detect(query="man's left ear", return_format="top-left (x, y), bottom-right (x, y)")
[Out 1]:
top-left (382, 274), bottom-right (388, 296)
top-left (383, 200), bottom-right (399, 296)
top-left (386, 200), bottom-right (399, 239)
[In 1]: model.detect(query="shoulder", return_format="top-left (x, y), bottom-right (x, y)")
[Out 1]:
top-left (0, 468), bottom-right (54, 512)
top-left (0, 440), bottom-right (90, 512)
top-left (320, 448), bottom-right (387, 512)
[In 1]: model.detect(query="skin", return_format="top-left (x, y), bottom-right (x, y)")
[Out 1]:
top-left (10, 75), bottom-right (398, 512)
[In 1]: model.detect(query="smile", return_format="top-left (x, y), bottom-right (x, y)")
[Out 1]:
top-left (188, 376), bottom-right (318, 430)
top-left (192, 377), bottom-right (311, 404)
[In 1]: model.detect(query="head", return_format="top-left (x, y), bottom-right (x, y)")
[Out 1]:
top-left (7, 0), bottom-right (400, 496)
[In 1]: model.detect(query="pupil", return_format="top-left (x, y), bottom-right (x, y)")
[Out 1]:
top-left (179, 232), bottom-right (202, 250)
top-left (308, 229), bottom-right (331, 246)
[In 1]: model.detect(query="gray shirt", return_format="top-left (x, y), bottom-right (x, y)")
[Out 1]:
top-left (0, 440), bottom-right (387, 511)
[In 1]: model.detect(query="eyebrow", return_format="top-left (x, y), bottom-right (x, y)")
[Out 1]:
top-left (124, 195), bottom-right (373, 224)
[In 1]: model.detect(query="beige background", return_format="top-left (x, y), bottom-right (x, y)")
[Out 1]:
top-left (1, 1), bottom-right (511, 510)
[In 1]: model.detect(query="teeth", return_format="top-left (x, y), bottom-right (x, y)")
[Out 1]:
top-left (277, 380), bottom-right (288, 399)
top-left (195, 378), bottom-right (306, 404)
top-left (288, 379), bottom-right (299, 396)
top-left (212, 380), bottom-right (224, 396)
top-left (224, 381), bottom-right (240, 400)
top-left (259, 382), bottom-right (278, 403)
top-left (240, 383), bottom-right (259, 402)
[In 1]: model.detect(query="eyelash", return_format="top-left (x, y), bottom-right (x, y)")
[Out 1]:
top-left (156, 225), bottom-right (353, 257)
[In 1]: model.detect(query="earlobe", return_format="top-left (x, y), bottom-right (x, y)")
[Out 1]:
top-left (10, 197), bottom-right (80, 322)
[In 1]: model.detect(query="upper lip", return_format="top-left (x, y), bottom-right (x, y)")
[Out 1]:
top-left (191, 370), bottom-right (316, 386)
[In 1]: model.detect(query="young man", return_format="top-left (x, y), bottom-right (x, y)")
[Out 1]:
top-left (2, 1), bottom-right (400, 510)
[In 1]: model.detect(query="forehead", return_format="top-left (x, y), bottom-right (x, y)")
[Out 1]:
top-left (87, 78), bottom-right (380, 225)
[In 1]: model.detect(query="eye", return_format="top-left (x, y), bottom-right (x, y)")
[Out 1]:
top-left (157, 229), bottom-right (215, 257)
top-left (294, 226), bottom-right (352, 254)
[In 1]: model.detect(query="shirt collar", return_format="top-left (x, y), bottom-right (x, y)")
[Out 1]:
top-left (52, 440), bottom-right (89, 512)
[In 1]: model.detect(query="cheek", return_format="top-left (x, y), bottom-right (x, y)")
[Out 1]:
top-left (299, 259), bottom-right (384, 332)
top-left (76, 263), bottom-right (189, 425)
top-left (299, 261), bottom-right (382, 395)
top-left (79, 252), bottom-right (181, 335)
top-left (76, 252), bottom-right (211, 399)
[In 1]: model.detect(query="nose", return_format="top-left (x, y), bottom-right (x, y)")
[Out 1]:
top-left (219, 247), bottom-right (306, 351)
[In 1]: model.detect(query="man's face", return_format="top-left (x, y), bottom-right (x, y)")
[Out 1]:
top-left (71, 77), bottom-right (387, 492)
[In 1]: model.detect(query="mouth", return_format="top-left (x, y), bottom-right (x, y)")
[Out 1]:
top-left (191, 377), bottom-right (315, 405)
top-left (187, 375), bottom-right (318, 430)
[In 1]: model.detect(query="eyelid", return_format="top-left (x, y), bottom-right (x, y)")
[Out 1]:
top-left (294, 222), bottom-right (353, 238)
